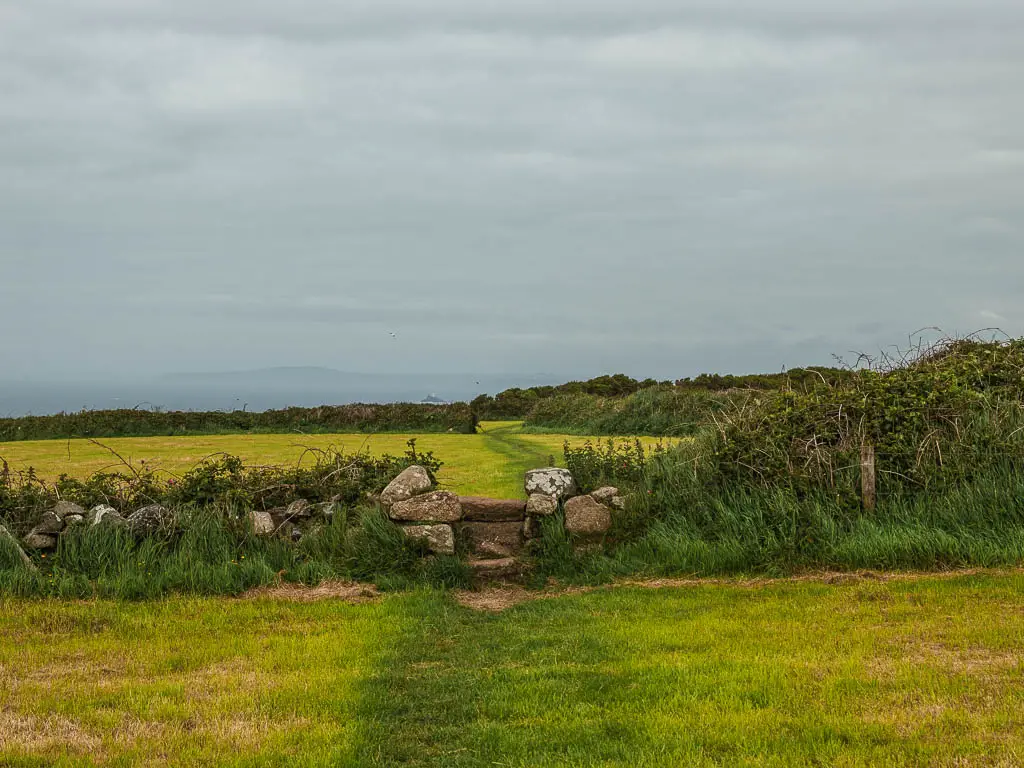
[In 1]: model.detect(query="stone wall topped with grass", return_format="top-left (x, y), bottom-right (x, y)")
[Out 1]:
top-left (5, 462), bottom-right (623, 586)
top-left (378, 465), bottom-right (622, 580)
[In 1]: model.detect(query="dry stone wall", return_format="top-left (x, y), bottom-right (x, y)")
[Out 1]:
top-left (380, 465), bottom-right (618, 579)
top-left (13, 464), bottom-right (620, 584)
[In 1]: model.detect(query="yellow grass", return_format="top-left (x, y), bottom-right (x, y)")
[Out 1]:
top-left (0, 423), bottom-right (678, 499)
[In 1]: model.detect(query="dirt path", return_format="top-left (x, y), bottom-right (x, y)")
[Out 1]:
top-left (240, 567), bottom-right (1024, 611)
top-left (477, 422), bottom-right (554, 493)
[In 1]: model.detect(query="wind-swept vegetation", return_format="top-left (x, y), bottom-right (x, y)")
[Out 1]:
top-left (540, 337), bottom-right (1024, 580)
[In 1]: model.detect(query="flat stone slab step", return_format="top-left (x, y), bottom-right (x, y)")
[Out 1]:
top-left (461, 521), bottom-right (524, 558)
top-left (458, 496), bottom-right (527, 522)
top-left (467, 557), bottom-right (530, 584)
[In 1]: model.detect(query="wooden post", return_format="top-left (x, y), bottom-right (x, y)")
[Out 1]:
top-left (860, 442), bottom-right (876, 512)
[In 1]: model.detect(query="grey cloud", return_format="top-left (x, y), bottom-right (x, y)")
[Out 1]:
top-left (1, 1), bottom-right (1022, 385)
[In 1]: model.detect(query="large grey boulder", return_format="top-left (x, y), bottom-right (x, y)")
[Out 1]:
top-left (22, 530), bottom-right (58, 550)
top-left (248, 509), bottom-right (276, 536)
top-left (89, 505), bottom-right (127, 527)
top-left (389, 491), bottom-right (462, 523)
top-left (401, 524), bottom-right (455, 555)
top-left (591, 486), bottom-right (625, 511)
top-left (525, 493), bottom-right (558, 517)
top-left (524, 468), bottom-right (577, 500)
top-left (52, 500), bottom-right (86, 521)
top-left (459, 497), bottom-right (526, 522)
top-left (563, 495), bottom-right (612, 536)
top-left (127, 504), bottom-right (175, 537)
top-left (0, 525), bottom-right (37, 571)
top-left (33, 510), bottom-right (64, 535)
top-left (380, 466), bottom-right (432, 506)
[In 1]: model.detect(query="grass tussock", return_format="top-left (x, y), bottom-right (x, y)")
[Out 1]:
top-left (0, 505), bottom-right (472, 600)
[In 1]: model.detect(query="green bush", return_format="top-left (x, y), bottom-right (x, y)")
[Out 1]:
top-left (563, 438), bottom-right (664, 493)
top-left (711, 338), bottom-right (1024, 498)
top-left (533, 338), bottom-right (1024, 581)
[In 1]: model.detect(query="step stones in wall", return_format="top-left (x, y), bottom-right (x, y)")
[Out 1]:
top-left (467, 556), bottom-right (528, 583)
top-left (389, 491), bottom-right (462, 522)
top-left (460, 521), bottom-right (524, 559)
top-left (459, 496), bottom-right (526, 522)
top-left (402, 524), bottom-right (457, 556)
top-left (378, 465), bottom-right (622, 576)
top-left (14, 465), bottom-right (622, 585)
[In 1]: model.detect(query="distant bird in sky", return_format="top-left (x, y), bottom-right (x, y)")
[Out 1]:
top-left (390, 332), bottom-right (398, 339)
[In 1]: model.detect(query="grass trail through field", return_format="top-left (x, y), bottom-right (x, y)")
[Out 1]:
top-left (2, 572), bottom-right (1022, 766)
top-left (474, 421), bottom-right (554, 497)
top-left (352, 572), bottom-right (1024, 766)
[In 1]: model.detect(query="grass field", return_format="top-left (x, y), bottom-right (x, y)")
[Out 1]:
top-left (1, 571), bottom-right (1022, 766)
top-left (0, 422), bottom-right (675, 499)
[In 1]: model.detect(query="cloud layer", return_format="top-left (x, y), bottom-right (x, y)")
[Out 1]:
top-left (2, 1), bottom-right (1022, 380)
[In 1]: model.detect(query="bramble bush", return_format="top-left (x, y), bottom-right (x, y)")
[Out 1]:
top-left (710, 338), bottom-right (1024, 498)
top-left (550, 337), bottom-right (1024, 577)
top-left (526, 387), bottom-right (740, 436)
top-left (563, 439), bottom-right (667, 493)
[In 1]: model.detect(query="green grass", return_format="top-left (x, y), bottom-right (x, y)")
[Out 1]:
top-left (0, 423), bottom-right (671, 500)
top-left (2, 572), bottom-right (1022, 766)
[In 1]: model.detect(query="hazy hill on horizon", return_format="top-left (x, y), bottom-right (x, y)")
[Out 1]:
top-left (0, 368), bottom-right (564, 418)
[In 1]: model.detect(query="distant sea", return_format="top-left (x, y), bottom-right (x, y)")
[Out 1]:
top-left (0, 370), bottom-right (560, 418)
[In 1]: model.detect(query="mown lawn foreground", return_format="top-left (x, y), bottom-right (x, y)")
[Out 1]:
top-left (2, 571), bottom-right (1022, 766)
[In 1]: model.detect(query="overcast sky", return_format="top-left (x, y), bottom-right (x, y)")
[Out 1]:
top-left (2, 1), bottom-right (1022, 382)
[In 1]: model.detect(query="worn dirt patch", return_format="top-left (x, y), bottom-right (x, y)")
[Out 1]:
top-left (0, 710), bottom-right (102, 755)
top-left (453, 568), bottom-right (1022, 612)
top-left (233, 568), bottom-right (1020, 610)
top-left (906, 642), bottom-right (1022, 676)
top-left (452, 586), bottom-right (577, 612)
top-left (240, 581), bottom-right (379, 603)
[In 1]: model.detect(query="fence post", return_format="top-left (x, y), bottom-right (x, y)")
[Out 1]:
top-left (860, 442), bottom-right (876, 512)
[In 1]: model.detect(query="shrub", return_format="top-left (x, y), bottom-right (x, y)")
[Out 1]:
top-left (563, 438), bottom-right (664, 493)
top-left (710, 338), bottom-right (1024, 500)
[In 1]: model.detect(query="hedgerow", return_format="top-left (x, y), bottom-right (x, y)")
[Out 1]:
top-left (524, 387), bottom-right (740, 436)
top-left (0, 403), bottom-right (477, 442)
top-left (709, 338), bottom-right (1024, 498)
top-left (546, 337), bottom-right (1024, 579)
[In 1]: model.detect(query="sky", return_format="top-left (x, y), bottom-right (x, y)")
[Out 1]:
top-left (1, 0), bottom-right (1023, 383)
